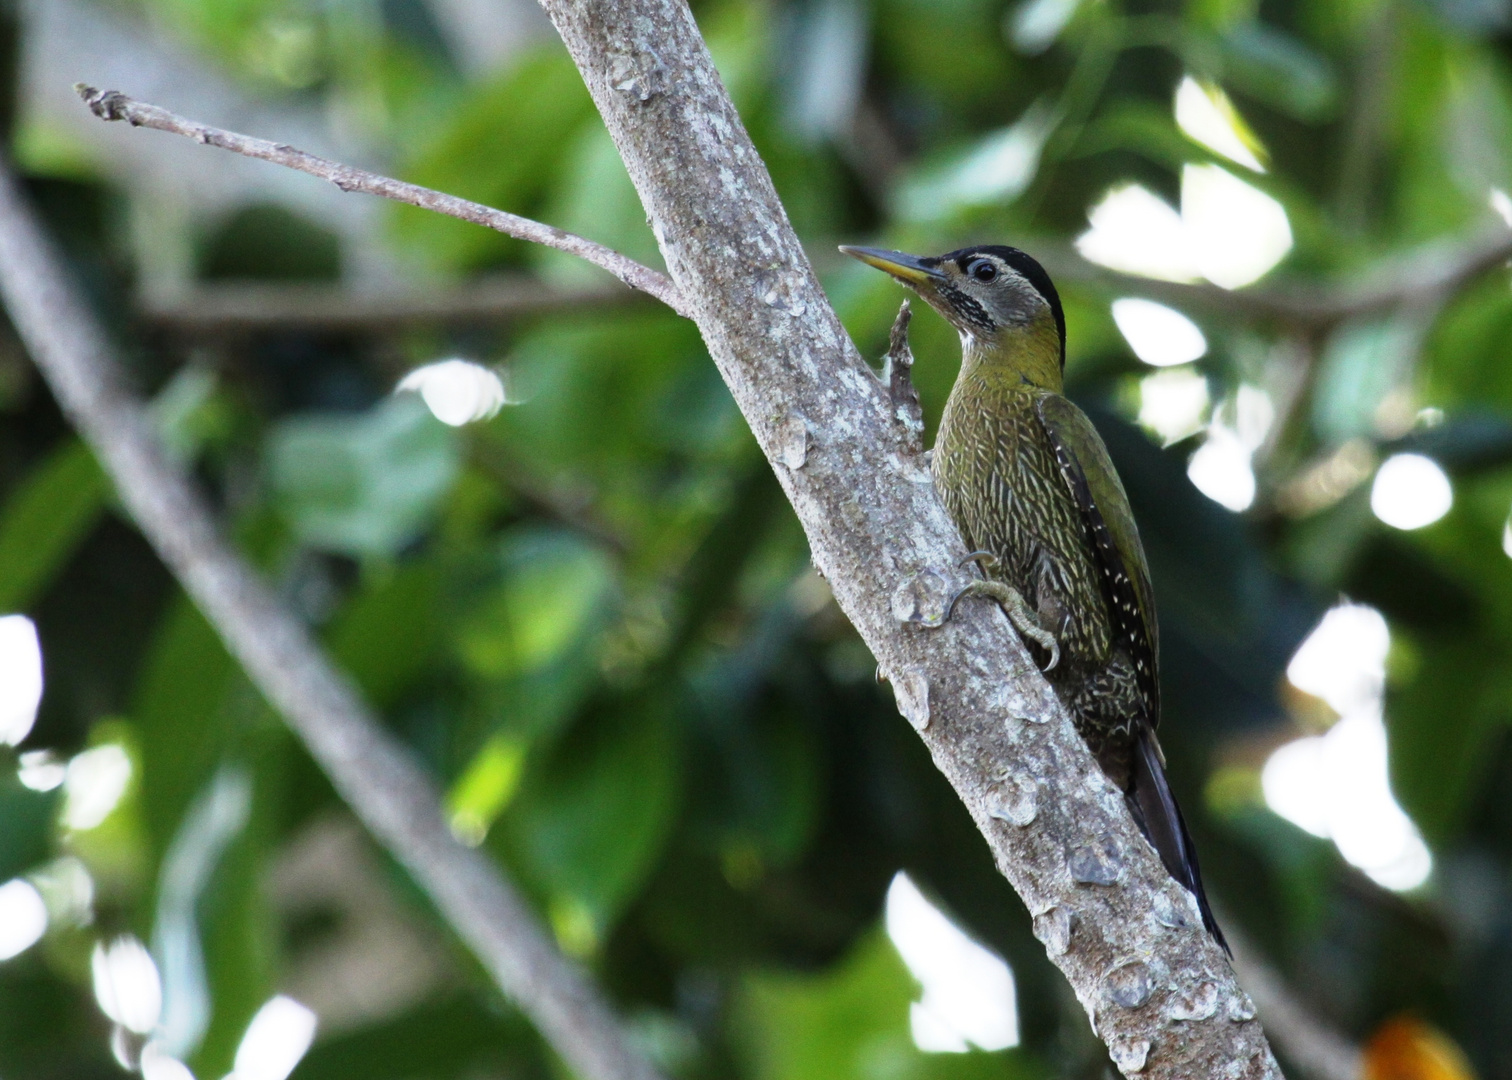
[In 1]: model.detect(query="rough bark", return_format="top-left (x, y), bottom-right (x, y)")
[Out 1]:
top-left (0, 159), bottom-right (666, 1080)
top-left (538, 1), bottom-right (1283, 1074)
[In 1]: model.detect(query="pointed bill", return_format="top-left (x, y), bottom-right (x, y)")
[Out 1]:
top-left (839, 245), bottom-right (945, 286)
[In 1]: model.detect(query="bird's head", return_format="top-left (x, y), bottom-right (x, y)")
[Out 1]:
top-left (840, 244), bottom-right (1066, 389)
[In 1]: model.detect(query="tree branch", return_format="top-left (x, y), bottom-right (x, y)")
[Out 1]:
top-left (0, 158), bottom-right (665, 1080)
top-left (74, 84), bottom-right (692, 320)
top-left (1035, 226), bottom-right (1512, 328)
top-left (536, 1), bottom-right (1282, 1074)
top-left (1226, 923), bottom-right (1362, 1080)
top-left (139, 276), bottom-right (643, 334)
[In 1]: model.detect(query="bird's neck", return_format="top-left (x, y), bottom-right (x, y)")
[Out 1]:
top-left (958, 313), bottom-right (1064, 393)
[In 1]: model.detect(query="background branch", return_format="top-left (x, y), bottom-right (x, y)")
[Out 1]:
top-left (1036, 227), bottom-right (1512, 328)
top-left (0, 157), bottom-right (666, 1080)
top-left (537, 0), bottom-right (1282, 1074)
top-left (139, 276), bottom-right (643, 334)
top-left (1227, 923), bottom-right (1362, 1080)
top-left (76, 85), bottom-right (692, 319)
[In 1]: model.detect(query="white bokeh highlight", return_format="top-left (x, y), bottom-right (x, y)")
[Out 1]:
top-left (1182, 165), bottom-right (1293, 289)
top-left (1187, 427), bottom-right (1256, 511)
top-left (0, 879), bottom-right (48, 960)
top-left (1076, 185), bottom-right (1197, 283)
top-left (1009, 0), bottom-right (1080, 53)
top-left (231, 995), bottom-right (318, 1080)
top-left (1111, 298), bottom-right (1207, 367)
top-left (1370, 453), bottom-right (1453, 530)
top-left (92, 935), bottom-right (163, 1035)
top-left (0, 614), bottom-right (43, 747)
top-left (1138, 368), bottom-right (1210, 446)
top-left (17, 749), bottom-right (65, 791)
top-left (1174, 77), bottom-right (1266, 172)
top-left (1186, 385), bottom-right (1273, 512)
top-left (397, 359), bottom-right (507, 427)
top-left (140, 1042), bottom-right (197, 1080)
top-left (1491, 187), bottom-right (1512, 228)
top-left (63, 744), bottom-right (133, 832)
top-left (30, 856), bottom-right (95, 929)
top-left (885, 871), bottom-right (1018, 1053)
top-left (1077, 168), bottom-right (1292, 289)
top-left (1262, 604), bottom-right (1433, 892)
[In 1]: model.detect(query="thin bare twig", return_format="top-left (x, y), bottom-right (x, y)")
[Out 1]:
top-left (75, 84), bottom-right (693, 320)
top-left (0, 157), bottom-right (665, 1080)
top-left (140, 276), bottom-right (643, 334)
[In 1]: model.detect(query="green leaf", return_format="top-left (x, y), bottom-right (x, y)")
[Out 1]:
top-left (152, 766), bottom-right (254, 1062)
top-left (738, 929), bottom-right (1046, 1080)
top-left (1311, 316), bottom-right (1422, 444)
top-left (1214, 22), bottom-right (1337, 121)
top-left (1387, 636), bottom-right (1507, 845)
top-left (0, 439), bottom-right (107, 613)
top-left (184, 758), bottom-right (277, 1080)
top-left (0, 767), bottom-right (59, 881)
top-left (456, 528), bottom-right (614, 680)
top-left (325, 560), bottom-right (445, 708)
top-left (291, 994), bottom-right (540, 1080)
top-left (392, 49), bottom-right (595, 271)
top-left (132, 596), bottom-right (240, 863)
top-left (267, 395), bottom-right (459, 559)
top-left (496, 699), bottom-right (682, 943)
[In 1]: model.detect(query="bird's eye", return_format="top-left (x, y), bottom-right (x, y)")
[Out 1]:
top-left (969, 260), bottom-right (998, 283)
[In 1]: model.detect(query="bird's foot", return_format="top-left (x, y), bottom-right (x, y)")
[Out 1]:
top-left (928, 577), bottom-right (1060, 671)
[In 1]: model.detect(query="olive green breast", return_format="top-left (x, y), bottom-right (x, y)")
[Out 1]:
top-left (932, 368), bottom-right (1116, 672)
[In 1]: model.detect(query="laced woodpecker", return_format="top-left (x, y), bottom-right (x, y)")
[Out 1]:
top-left (841, 242), bottom-right (1227, 953)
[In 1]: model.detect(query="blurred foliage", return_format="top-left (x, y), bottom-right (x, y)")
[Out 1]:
top-left (6, 0), bottom-right (1512, 1077)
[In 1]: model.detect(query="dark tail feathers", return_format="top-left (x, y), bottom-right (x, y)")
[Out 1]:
top-left (1126, 724), bottom-right (1229, 956)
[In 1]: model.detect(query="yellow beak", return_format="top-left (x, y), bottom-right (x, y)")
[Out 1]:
top-left (838, 245), bottom-right (945, 286)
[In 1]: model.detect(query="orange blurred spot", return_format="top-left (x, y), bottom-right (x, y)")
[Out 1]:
top-left (1363, 1016), bottom-right (1476, 1080)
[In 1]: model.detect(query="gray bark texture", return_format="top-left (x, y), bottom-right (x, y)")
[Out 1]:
top-left (538, 0), bottom-right (1284, 1075)
top-left (0, 160), bottom-right (666, 1080)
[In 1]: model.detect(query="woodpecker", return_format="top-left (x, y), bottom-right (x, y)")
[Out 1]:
top-left (842, 242), bottom-right (1227, 953)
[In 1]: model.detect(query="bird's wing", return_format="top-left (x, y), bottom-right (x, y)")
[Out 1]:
top-left (1033, 394), bottom-right (1160, 723)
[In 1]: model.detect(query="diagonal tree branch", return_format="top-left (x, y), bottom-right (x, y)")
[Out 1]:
top-left (74, 84), bottom-right (692, 319)
top-left (0, 158), bottom-right (665, 1080)
top-left (536, 0), bottom-right (1281, 1075)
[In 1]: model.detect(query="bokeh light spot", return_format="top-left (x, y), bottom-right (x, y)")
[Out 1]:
top-left (0, 879), bottom-right (48, 960)
top-left (92, 935), bottom-right (163, 1035)
top-left (1370, 453), bottom-right (1452, 530)
top-left (885, 872), bottom-right (1018, 1053)
top-left (1187, 427), bottom-right (1255, 511)
top-left (0, 614), bottom-right (43, 747)
top-left (1181, 165), bottom-right (1293, 289)
top-left (397, 359), bottom-right (508, 427)
top-left (1111, 298), bottom-right (1207, 367)
top-left (231, 995), bottom-right (318, 1080)
top-left (63, 744), bottom-right (132, 832)
top-left (1174, 77), bottom-right (1266, 172)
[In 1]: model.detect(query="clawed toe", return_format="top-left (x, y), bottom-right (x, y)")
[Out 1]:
top-left (1025, 626), bottom-right (1060, 671)
top-left (959, 550), bottom-right (998, 572)
top-left (924, 575), bottom-right (1060, 671)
